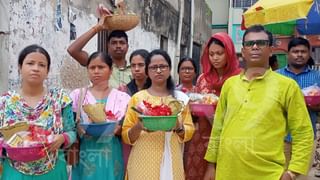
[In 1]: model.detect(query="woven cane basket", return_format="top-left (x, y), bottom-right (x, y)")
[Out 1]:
top-left (0, 122), bottom-right (29, 141)
top-left (106, 14), bottom-right (139, 31)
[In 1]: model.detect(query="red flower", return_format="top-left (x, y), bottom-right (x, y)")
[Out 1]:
top-left (140, 101), bottom-right (172, 116)
top-left (28, 125), bottom-right (52, 143)
top-left (38, 148), bottom-right (46, 156)
top-left (105, 110), bottom-right (117, 120)
top-left (181, 87), bottom-right (188, 93)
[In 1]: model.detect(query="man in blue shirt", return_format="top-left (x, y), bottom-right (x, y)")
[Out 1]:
top-left (277, 37), bottom-right (320, 178)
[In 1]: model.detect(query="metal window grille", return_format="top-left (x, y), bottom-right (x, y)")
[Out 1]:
top-left (98, 30), bottom-right (109, 53)
top-left (233, 0), bottom-right (258, 8)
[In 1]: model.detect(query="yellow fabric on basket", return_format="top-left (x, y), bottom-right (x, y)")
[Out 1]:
top-left (122, 90), bottom-right (194, 180)
top-left (82, 103), bottom-right (106, 123)
top-left (243, 0), bottom-right (313, 28)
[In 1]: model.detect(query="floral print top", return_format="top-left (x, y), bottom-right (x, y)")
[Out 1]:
top-left (0, 88), bottom-right (76, 175)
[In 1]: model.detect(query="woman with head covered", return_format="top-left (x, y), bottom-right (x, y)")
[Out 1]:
top-left (185, 32), bottom-right (241, 180)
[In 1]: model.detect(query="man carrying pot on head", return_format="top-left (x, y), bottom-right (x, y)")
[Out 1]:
top-left (67, 4), bottom-right (131, 89)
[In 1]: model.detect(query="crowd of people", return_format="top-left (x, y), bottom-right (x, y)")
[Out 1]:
top-left (0, 11), bottom-right (319, 180)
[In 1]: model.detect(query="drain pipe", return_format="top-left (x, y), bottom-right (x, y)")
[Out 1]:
top-left (174, 0), bottom-right (184, 82)
top-left (189, 0), bottom-right (194, 57)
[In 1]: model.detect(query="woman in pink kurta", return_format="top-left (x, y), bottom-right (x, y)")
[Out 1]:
top-left (70, 52), bottom-right (130, 180)
top-left (185, 32), bottom-right (241, 180)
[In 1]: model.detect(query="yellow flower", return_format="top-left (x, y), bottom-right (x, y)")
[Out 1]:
top-left (11, 95), bottom-right (20, 103)
top-left (63, 95), bottom-right (69, 102)
top-left (40, 111), bottom-right (50, 118)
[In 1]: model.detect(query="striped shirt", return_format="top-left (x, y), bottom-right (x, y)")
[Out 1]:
top-left (277, 66), bottom-right (320, 140)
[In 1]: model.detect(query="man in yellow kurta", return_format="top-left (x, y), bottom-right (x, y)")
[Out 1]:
top-left (204, 25), bottom-right (314, 180)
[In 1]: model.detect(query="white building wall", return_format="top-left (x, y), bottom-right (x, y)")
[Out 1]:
top-left (0, 0), bottom-right (174, 92)
top-left (0, 1), bottom-right (10, 94)
top-left (2, 0), bottom-right (98, 91)
top-left (126, 26), bottom-right (159, 57)
top-left (167, 0), bottom-right (179, 11)
top-left (0, 35), bottom-right (9, 94)
top-left (228, 8), bottom-right (244, 53)
top-left (205, 0), bottom-right (228, 34)
top-left (0, 0), bottom-right (213, 92)
top-left (205, 0), bottom-right (214, 23)
top-left (213, 1), bottom-right (229, 25)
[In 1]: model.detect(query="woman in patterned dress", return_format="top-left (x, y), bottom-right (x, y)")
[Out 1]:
top-left (122, 49), bottom-right (195, 179)
top-left (0, 44), bottom-right (76, 179)
top-left (184, 32), bottom-right (241, 180)
top-left (70, 52), bottom-right (130, 180)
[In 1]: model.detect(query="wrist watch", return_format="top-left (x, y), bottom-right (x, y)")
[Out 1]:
top-left (286, 171), bottom-right (297, 180)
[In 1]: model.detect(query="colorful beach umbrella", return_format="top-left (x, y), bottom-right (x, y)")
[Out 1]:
top-left (242, 0), bottom-right (320, 35)
top-left (297, 0), bottom-right (320, 35)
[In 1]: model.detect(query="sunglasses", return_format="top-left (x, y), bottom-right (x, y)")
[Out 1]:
top-left (243, 40), bottom-right (270, 49)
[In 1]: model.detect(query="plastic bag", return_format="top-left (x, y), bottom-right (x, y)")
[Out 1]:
top-left (302, 84), bottom-right (320, 96)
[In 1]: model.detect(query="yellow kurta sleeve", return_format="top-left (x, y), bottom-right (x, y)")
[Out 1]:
top-left (286, 82), bottom-right (314, 175)
top-left (122, 95), bottom-right (139, 145)
top-left (204, 81), bottom-right (228, 163)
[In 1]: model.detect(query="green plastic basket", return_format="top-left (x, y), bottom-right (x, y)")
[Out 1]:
top-left (141, 115), bottom-right (177, 131)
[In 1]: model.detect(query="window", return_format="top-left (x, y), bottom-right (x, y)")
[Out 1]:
top-left (180, 45), bottom-right (187, 57)
top-left (98, 30), bottom-right (108, 52)
top-left (97, 17), bottom-right (109, 52)
top-left (160, 35), bottom-right (168, 52)
top-left (192, 42), bottom-right (201, 81)
top-left (233, 0), bottom-right (258, 8)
